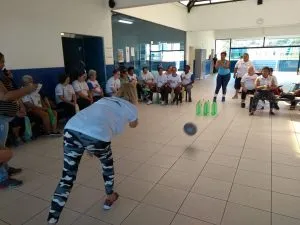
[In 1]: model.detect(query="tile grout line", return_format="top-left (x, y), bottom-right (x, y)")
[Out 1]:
top-left (168, 109), bottom-right (242, 225)
top-left (219, 113), bottom-right (254, 224)
top-left (271, 114), bottom-right (273, 225)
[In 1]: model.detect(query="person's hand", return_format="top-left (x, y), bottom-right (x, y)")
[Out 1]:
top-left (25, 84), bottom-right (38, 93)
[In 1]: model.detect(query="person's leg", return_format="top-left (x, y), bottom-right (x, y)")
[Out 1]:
top-left (164, 86), bottom-right (171, 104)
top-left (0, 117), bottom-right (9, 183)
top-left (267, 92), bottom-right (276, 114)
top-left (250, 92), bottom-right (262, 115)
top-left (233, 77), bottom-right (241, 99)
top-left (174, 86), bottom-right (181, 105)
top-left (186, 85), bottom-right (193, 102)
top-left (77, 98), bottom-right (90, 110)
top-left (214, 75), bottom-right (222, 100)
top-left (48, 130), bottom-right (84, 224)
top-left (58, 102), bottom-right (75, 121)
top-left (136, 83), bottom-right (143, 100)
top-left (0, 149), bottom-right (13, 164)
top-left (221, 74), bottom-right (231, 102)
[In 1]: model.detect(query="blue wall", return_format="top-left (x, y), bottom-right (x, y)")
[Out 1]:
top-left (11, 65), bottom-right (114, 100)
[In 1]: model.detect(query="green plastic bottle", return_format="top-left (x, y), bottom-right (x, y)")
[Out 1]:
top-left (211, 101), bottom-right (218, 116)
top-left (203, 100), bottom-right (208, 116)
top-left (196, 100), bottom-right (201, 116)
top-left (206, 100), bottom-right (210, 116)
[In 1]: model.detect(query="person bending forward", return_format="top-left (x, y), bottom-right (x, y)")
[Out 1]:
top-left (47, 83), bottom-right (138, 224)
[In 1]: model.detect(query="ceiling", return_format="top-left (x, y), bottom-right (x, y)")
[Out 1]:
top-left (113, 0), bottom-right (178, 9)
top-left (180, 0), bottom-right (245, 6)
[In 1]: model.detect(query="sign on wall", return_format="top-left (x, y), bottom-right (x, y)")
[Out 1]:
top-left (117, 49), bottom-right (124, 63)
top-left (125, 47), bottom-right (130, 62)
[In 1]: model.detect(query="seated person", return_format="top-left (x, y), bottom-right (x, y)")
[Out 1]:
top-left (269, 68), bottom-right (280, 110)
top-left (72, 71), bottom-right (93, 110)
top-left (166, 67), bottom-right (182, 105)
top-left (22, 75), bottom-right (61, 136)
top-left (106, 69), bottom-right (121, 97)
top-left (181, 65), bottom-right (195, 102)
top-left (250, 67), bottom-right (276, 116)
top-left (137, 67), bottom-right (155, 104)
top-left (9, 101), bottom-right (27, 146)
top-left (240, 66), bottom-right (258, 108)
top-left (87, 69), bottom-right (103, 102)
top-left (119, 68), bottom-right (130, 85)
top-left (156, 67), bottom-right (168, 104)
top-left (128, 67), bottom-right (138, 85)
top-left (55, 74), bottom-right (76, 120)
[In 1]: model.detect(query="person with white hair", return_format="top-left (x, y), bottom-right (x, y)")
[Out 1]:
top-left (47, 83), bottom-right (138, 224)
top-left (87, 69), bottom-right (103, 102)
top-left (22, 75), bottom-right (61, 136)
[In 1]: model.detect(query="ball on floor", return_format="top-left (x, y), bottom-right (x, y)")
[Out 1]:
top-left (183, 122), bottom-right (197, 136)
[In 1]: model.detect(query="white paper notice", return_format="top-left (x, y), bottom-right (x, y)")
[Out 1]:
top-left (131, 47), bottom-right (135, 57)
top-left (125, 47), bottom-right (130, 62)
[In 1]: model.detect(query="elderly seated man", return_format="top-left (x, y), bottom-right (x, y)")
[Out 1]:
top-left (249, 67), bottom-right (276, 116)
top-left (22, 75), bottom-right (61, 136)
top-left (240, 66), bottom-right (258, 108)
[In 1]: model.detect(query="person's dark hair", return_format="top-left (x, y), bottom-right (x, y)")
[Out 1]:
top-left (262, 66), bottom-right (270, 73)
top-left (157, 66), bottom-right (163, 72)
top-left (113, 69), bottom-right (119, 74)
top-left (75, 69), bottom-right (86, 79)
top-left (185, 65), bottom-right (191, 70)
top-left (269, 68), bottom-right (274, 72)
top-left (0, 52), bottom-right (4, 61)
top-left (128, 67), bottom-right (134, 72)
top-left (121, 68), bottom-right (128, 74)
top-left (59, 74), bottom-right (70, 84)
top-left (142, 66), bottom-right (148, 71)
top-left (167, 65), bottom-right (173, 70)
top-left (221, 51), bottom-right (227, 56)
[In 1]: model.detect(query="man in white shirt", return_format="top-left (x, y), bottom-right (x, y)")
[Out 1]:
top-left (233, 53), bottom-right (255, 99)
top-left (181, 65), bottom-right (195, 102)
top-left (137, 67), bottom-right (155, 104)
top-left (106, 70), bottom-right (121, 97)
top-left (47, 86), bottom-right (138, 225)
top-left (240, 66), bottom-right (258, 108)
top-left (156, 67), bottom-right (168, 104)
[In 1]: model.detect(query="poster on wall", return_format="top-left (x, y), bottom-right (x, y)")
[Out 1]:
top-left (125, 47), bottom-right (130, 62)
top-left (131, 47), bottom-right (135, 57)
top-left (117, 49), bottom-right (124, 63)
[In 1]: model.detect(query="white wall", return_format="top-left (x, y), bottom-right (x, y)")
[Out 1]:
top-left (115, 3), bottom-right (188, 31)
top-left (0, 0), bottom-right (113, 69)
top-left (188, 0), bottom-right (300, 32)
top-left (215, 25), bottom-right (300, 39)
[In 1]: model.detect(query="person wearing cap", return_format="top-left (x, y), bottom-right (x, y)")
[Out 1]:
top-left (47, 83), bottom-right (138, 225)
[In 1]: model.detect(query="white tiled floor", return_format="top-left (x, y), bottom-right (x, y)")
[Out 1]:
top-left (2, 75), bottom-right (300, 225)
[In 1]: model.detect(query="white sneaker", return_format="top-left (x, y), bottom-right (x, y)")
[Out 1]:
top-left (160, 101), bottom-right (165, 105)
top-left (147, 100), bottom-right (153, 105)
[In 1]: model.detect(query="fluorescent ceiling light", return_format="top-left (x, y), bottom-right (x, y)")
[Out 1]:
top-left (180, 0), bottom-right (189, 5)
top-left (195, 1), bottom-right (210, 5)
top-left (60, 32), bottom-right (65, 36)
top-left (210, 0), bottom-right (232, 3)
top-left (118, 19), bottom-right (133, 24)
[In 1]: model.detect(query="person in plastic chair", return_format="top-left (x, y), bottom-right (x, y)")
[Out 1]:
top-left (47, 83), bottom-right (138, 225)
top-left (181, 65), bottom-right (195, 102)
top-left (240, 66), bottom-right (258, 108)
top-left (249, 67), bottom-right (276, 116)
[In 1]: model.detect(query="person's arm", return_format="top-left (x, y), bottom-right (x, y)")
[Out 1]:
top-left (255, 79), bottom-right (265, 90)
top-left (129, 119), bottom-right (138, 128)
top-left (215, 60), bottom-right (221, 69)
top-left (0, 82), bottom-right (37, 101)
top-left (234, 62), bottom-right (239, 78)
top-left (224, 60), bottom-right (230, 69)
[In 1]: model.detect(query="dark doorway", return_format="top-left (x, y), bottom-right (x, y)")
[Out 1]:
top-left (61, 33), bottom-right (106, 85)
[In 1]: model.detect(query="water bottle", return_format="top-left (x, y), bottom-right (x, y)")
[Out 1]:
top-left (211, 101), bottom-right (218, 116)
top-left (203, 100), bottom-right (208, 116)
top-left (206, 100), bottom-right (210, 116)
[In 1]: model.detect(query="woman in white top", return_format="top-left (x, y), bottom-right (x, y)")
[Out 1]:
top-left (137, 67), bottom-right (155, 102)
top-left (166, 67), bottom-right (182, 105)
top-left (250, 67), bottom-right (276, 116)
top-left (22, 75), bottom-right (60, 136)
top-left (55, 74), bottom-right (76, 120)
top-left (156, 67), bottom-right (168, 104)
top-left (48, 84), bottom-right (138, 224)
top-left (106, 70), bottom-right (121, 97)
top-left (181, 65), bottom-right (195, 102)
top-left (240, 66), bottom-right (258, 108)
top-left (72, 71), bottom-right (92, 110)
top-left (87, 69), bottom-right (103, 102)
top-left (127, 67), bottom-right (138, 84)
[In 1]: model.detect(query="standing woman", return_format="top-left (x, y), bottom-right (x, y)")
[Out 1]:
top-left (213, 52), bottom-right (231, 102)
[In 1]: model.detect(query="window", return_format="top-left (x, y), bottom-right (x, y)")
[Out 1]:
top-left (264, 37), bottom-right (300, 47)
top-left (215, 39), bottom-right (230, 57)
top-left (231, 38), bottom-right (264, 48)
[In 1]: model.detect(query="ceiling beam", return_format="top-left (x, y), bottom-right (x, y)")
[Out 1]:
top-left (187, 0), bottom-right (197, 13)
